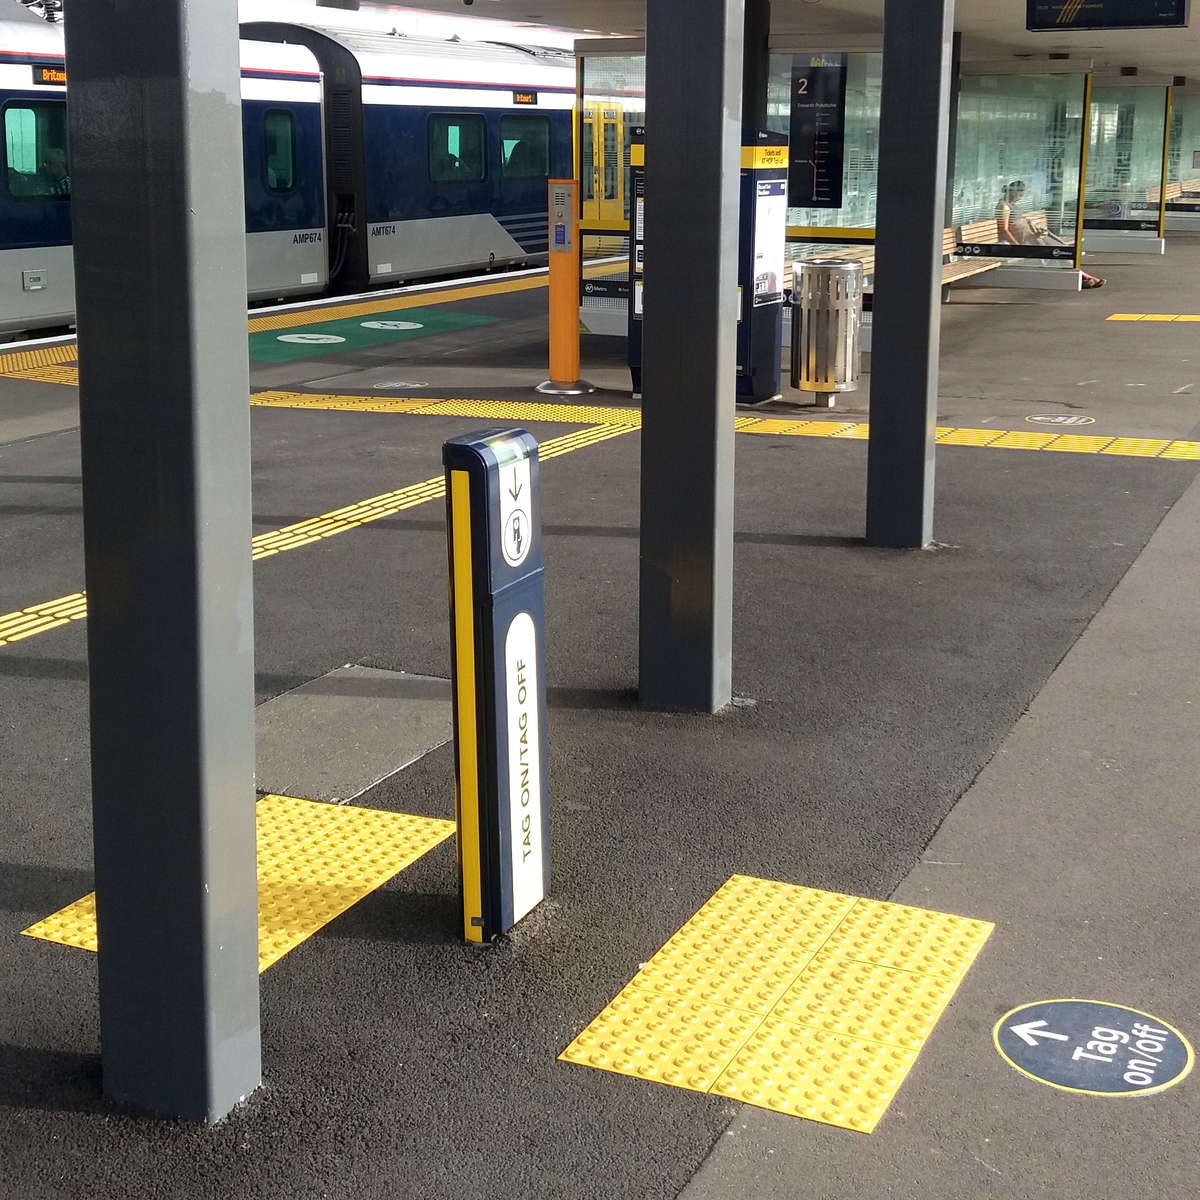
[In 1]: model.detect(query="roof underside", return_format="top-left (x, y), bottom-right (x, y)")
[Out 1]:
top-left (358, 1), bottom-right (1200, 79)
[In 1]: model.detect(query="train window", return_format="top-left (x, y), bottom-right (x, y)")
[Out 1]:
top-left (428, 114), bottom-right (486, 183)
top-left (581, 120), bottom-right (595, 201)
top-left (3, 101), bottom-right (70, 199)
top-left (263, 110), bottom-right (295, 192)
top-left (500, 116), bottom-right (550, 180)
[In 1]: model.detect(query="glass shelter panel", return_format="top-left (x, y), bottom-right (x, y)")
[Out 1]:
top-left (1085, 86), bottom-right (1168, 228)
top-left (579, 54), bottom-right (645, 229)
top-left (577, 53), bottom-right (645, 334)
top-left (952, 74), bottom-right (1087, 263)
top-left (1167, 90), bottom-right (1200, 190)
top-left (767, 53), bottom-right (882, 235)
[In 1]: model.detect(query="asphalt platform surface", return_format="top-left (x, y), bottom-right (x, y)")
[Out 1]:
top-left (1, 242), bottom-right (1198, 1199)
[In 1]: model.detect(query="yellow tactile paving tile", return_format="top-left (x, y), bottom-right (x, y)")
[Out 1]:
top-left (710, 1017), bottom-right (919, 1133)
top-left (1, 365), bottom-right (79, 387)
top-left (559, 977), bottom-right (762, 1093)
top-left (560, 875), bottom-right (992, 1133)
top-left (1101, 437), bottom-right (1173, 458)
top-left (935, 427), bottom-right (1003, 447)
top-left (0, 343), bottom-right (76, 374)
top-left (1041, 434), bottom-right (1118, 454)
top-left (988, 431), bottom-right (1058, 451)
top-left (22, 794), bottom-right (456, 972)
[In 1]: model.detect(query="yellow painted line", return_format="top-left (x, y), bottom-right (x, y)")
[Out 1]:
top-left (0, 423), bottom-right (637, 648)
top-left (1106, 313), bottom-right (1200, 323)
top-left (560, 875), bottom-right (992, 1133)
top-left (247, 274), bottom-right (549, 333)
top-left (450, 471), bottom-right (484, 944)
top-left (22, 794), bottom-right (455, 971)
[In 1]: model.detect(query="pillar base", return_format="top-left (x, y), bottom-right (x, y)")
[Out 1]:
top-left (535, 379), bottom-right (596, 396)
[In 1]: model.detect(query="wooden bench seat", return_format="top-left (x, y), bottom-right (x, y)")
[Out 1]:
top-left (788, 225), bottom-right (1001, 311)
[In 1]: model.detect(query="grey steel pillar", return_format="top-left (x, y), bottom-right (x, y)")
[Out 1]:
top-left (742, 0), bottom-right (771, 129)
top-left (865, 0), bottom-right (956, 548)
top-left (65, 0), bottom-right (261, 1121)
top-left (639, 0), bottom-right (744, 712)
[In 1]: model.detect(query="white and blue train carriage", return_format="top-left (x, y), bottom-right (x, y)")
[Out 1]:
top-left (0, 10), bottom-right (576, 337)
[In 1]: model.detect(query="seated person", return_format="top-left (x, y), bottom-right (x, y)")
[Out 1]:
top-left (41, 146), bottom-right (70, 196)
top-left (997, 180), bottom-right (1103, 288)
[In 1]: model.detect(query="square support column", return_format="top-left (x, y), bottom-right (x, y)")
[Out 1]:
top-left (639, 0), bottom-right (744, 712)
top-left (866, 0), bottom-right (956, 549)
top-left (65, 0), bottom-right (261, 1122)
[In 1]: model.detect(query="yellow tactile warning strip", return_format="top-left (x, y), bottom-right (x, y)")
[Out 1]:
top-left (22, 794), bottom-right (455, 972)
top-left (0, 592), bottom-right (88, 646)
top-left (0, 422), bottom-right (635, 647)
top-left (560, 875), bottom-right (993, 1133)
top-left (1107, 313), bottom-right (1200, 322)
top-left (1, 365), bottom-right (80, 387)
top-left (251, 390), bottom-right (644, 427)
top-left (255, 393), bottom-right (1200, 462)
top-left (0, 342), bottom-right (76, 375)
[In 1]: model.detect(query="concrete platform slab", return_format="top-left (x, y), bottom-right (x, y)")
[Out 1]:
top-left (681, 471), bottom-right (1200, 1200)
top-left (254, 665), bottom-right (452, 802)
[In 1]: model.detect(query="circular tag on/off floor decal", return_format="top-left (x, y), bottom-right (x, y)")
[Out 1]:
top-left (995, 999), bottom-right (1193, 1097)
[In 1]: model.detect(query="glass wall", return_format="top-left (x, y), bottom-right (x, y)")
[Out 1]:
top-left (578, 53), bottom-right (644, 333)
top-left (1167, 89), bottom-right (1200, 190)
top-left (952, 73), bottom-right (1088, 261)
top-left (767, 52), bottom-right (882, 231)
top-left (1084, 86), bottom-right (1168, 229)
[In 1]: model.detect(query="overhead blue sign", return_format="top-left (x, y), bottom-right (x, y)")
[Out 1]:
top-left (995, 1000), bottom-right (1193, 1096)
top-left (1028, 0), bottom-right (1189, 31)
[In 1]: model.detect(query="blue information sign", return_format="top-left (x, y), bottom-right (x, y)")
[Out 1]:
top-left (995, 1000), bottom-right (1193, 1096)
top-left (1028, 0), bottom-right (1189, 31)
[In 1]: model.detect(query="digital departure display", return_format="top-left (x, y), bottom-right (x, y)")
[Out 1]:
top-left (32, 63), bottom-right (67, 85)
top-left (1027, 0), bottom-right (1189, 31)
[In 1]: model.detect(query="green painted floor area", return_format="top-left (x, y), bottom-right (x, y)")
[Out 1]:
top-left (249, 306), bottom-right (499, 363)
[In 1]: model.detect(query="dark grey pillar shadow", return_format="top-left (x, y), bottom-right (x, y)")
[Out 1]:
top-left (313, 889), bottom-right (462, 947)
top-left (0, 1045), bottom-right (105, 1116)
top-left (0, 862), bottom-right (94, 914)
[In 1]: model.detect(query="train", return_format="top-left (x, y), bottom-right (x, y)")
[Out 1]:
top-left (0, 7), bottom-right (576, 336)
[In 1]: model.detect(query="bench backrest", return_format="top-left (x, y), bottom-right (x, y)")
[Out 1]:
top-left (959, 218), bottom-right (1000, 245)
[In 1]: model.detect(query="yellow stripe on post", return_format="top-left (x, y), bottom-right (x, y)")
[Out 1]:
top-left (450, 470), bottom-right (484, 942)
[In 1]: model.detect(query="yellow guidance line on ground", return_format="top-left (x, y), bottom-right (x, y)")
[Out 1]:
top-left (253, 392), bottom-right (1200, 462)
top-left (1107, 313), bottom-right (1200, 322)
top-left (0, 263), bottom-right (622, 381)
top-left (560, 874), bottom-right (993, 1133)
top-left (0, 422), bottom-right (634, 648)
top-left (23, 794), bottom-right (455, 972)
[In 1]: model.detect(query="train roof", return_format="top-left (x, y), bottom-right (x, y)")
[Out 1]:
top-left (0, 17), bottom-right (573, 90)
top-left (282, 25), bottom-right (575, 91)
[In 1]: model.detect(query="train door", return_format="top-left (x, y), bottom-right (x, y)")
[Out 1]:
top-left (581, 102), bottom-right (625, 225)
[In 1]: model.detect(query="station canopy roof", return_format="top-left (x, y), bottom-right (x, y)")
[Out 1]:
top-left (356, 0), bottom-right (1200, 79)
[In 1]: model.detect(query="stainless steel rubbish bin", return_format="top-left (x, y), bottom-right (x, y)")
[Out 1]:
top-left (791, 258), bottom-right (863, 406)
